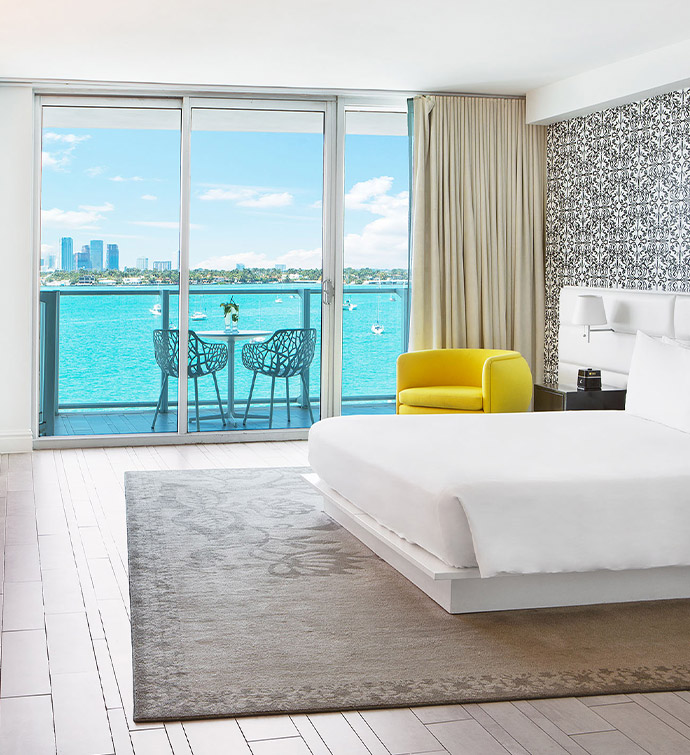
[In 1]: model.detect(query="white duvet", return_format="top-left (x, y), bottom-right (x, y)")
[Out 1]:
top-left (308, 411), bottom-right (690, 577)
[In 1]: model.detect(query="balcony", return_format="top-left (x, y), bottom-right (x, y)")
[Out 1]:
top-left (39, 283), bottom-right (409, 437)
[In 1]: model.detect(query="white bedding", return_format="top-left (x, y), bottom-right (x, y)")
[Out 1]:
top-left (308, 411), bottom-right (690, 577)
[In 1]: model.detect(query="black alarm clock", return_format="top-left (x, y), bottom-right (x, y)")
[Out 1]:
top-left (577, 368), bottom-right (602, 391)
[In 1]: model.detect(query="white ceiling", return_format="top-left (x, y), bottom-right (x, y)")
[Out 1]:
top-left (3, 0), bottom-right (690, 95)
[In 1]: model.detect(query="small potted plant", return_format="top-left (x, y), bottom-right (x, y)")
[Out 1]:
top-left (220, 298), bottom-right (239, 332)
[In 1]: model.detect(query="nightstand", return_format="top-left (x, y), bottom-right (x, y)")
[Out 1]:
top-left (534, 383), bottom-right (627, 412)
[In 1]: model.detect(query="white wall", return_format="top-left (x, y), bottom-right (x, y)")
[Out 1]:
top-left (0, 86), bottom-right (34, 452)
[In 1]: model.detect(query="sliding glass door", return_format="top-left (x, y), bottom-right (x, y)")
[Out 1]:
top-left (187, 102), bottom-right (327, 433)
top-left (341, 109), bottom-right (410, 415)
top-left (38, 102), bottom-right (182, 436)
top-left (36, 95), bottom-right (409, 441)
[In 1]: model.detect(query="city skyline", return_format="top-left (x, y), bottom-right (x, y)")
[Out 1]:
top-left (48, 236), bottom-right (128, 272)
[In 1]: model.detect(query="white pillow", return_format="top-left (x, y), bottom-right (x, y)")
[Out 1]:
top-left (625, 331), bottom-right (690, 433)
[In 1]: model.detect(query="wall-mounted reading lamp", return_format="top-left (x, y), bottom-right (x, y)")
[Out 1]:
top-left (572, 295), bottom-right (613, 343)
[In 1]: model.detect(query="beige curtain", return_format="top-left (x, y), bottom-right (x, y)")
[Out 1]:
top-left (409, 95), bottom-right (546, 380)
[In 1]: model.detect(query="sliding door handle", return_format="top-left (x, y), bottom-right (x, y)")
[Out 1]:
top-left (322, 278), bottom-right (334, 305)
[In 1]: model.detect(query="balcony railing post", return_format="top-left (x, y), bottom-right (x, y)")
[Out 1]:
top-left (160, 289), bottom-right (170, 414)
top-left (401, 284), bottom-right (410, 353)
top-left (40, 290), bottom-right (59, 437)
top-left (298, 288), bottom-right (311, 408)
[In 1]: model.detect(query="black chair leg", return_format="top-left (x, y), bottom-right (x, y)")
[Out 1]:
top-left (285, 378), bottom-right (291, 424)
top-left (301, 373), bottom-right (315, 424)
top-left (194, 377), bottom-right (200, 432)
top-left (269, 377), bottom-right (276, 429)
top-left (151, 375), bottom-right (168, 430)
top-left (212, 371), bottom-right (226, 426)
top-left (243, 372), bottom-right (257, 426)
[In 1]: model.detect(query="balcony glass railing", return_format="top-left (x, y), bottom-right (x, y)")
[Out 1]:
top-left (38, 283), bottom-right (408, 436)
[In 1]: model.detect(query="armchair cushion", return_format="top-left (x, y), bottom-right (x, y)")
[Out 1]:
top-left (398, 385), bottom-right (483, 412)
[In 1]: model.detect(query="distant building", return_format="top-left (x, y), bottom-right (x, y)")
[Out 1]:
top-left (76, 245), bottom-right (91, 270)
top-left (41, 254), bottom-right (57, 271)
top-left (106, 244), bottom-right (119, 271)
top-left (275, 263), bottom-right (286, 272)
top-left (60, 237), bottom-right (74, 271)
top-left (136, 257), bottom-right (149, 270)
top-left (236, 263), bottom-right (245, 270)
top-left (90, 239), bottom-right (104, 271)
top-left (153, 260), bottom-right (172, 272)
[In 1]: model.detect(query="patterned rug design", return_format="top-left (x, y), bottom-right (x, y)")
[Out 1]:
top-left (125, 467), bottom-right (690, 721)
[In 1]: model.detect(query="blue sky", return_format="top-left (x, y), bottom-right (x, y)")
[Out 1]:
top-left (41, 119), bottom-right (409, 271)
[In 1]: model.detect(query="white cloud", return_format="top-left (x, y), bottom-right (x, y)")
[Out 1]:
top-left (42, 208), bottom-right (103, 229)
top-left (41, 243), bottom-right (55, 254)
top-left (275, 247), bottom-right (321, 268)
top-left (42, 134), bottom-right (90, 171)
top-left (238, 192), bottom-right (293, 208)
top-left (43, 133), bottom-right (90, 145)
top-left (199, 187), bottom-right (255, 202)
top-left (141, 194), bottom-right (158, 201)
top-left (310, 200), bottom-right (322, 209)
top-left (110, 175), bottom-right (144, 182)
top-left (343, 176), bottom-right (409, 268)
top-left (199, 186), bottom-right (293, 209)
top-left (42, 151), bottom-right (71, 170)
top-left (79, 202), bottom-right (114, 213)
top-left (41, 201), bottom-right (114, 229)
top-left (345, 176), bottom-right (393, 208)
top-left (85, 166), bottom-right (105, 177)
top-left (196, 247), bottom-right (321, 271)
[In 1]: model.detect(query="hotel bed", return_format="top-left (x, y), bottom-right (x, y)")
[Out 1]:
top-left (309, 411), bottom-right (690, 577)
top-left (305, 287), bottom-right (690, 613)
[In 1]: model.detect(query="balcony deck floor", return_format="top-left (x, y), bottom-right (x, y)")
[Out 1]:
top-left (50, 401), bottom-right (396, 436)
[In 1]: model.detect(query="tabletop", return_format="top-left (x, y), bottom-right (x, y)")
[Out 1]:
top-left (195, 329), bottom-right (270, 339)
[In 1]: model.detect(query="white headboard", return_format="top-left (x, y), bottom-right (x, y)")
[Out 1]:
top-left (558, 286), bottom-right (690, 387)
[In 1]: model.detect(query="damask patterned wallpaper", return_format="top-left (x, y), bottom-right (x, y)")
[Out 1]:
top-left (544, 87), bottom-right (690, 380)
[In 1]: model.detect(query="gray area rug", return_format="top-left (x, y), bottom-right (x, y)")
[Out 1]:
top-left (125, 467), bottom-right (690, 721)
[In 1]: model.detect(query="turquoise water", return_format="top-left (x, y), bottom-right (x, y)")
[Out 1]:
top-left (48, 285), bottom-right (406, 410)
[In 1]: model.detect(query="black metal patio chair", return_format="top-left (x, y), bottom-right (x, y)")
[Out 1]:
top-left (241, 328), bottom-right (317, 429)
top-left (152, 329), bottom-right (228, 431)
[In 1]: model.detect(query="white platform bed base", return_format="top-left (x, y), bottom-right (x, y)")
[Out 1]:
top-left (304, 473), bottom-right (690, 614)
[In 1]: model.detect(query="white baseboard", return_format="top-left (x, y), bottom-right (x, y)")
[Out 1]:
top-left (0, 430), bottom-right (33, 453)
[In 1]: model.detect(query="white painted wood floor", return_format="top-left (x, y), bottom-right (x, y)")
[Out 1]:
top-left (1, 443), bottom-right (689, 755)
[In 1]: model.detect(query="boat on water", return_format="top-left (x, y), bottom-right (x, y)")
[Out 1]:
top-left (371, 296), bottom-right (383, 334)
top-left (190, 311), bottom-right (207, 321)
top-left (150, 303), bottom-right (162, 315)
top-left (275, 297), bottom-right (283, 303)
top-left (343, 300), bottom-right (357, 311)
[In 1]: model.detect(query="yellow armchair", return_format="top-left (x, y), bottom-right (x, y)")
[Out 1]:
top-left (396, 348), bottom-right (533, 414)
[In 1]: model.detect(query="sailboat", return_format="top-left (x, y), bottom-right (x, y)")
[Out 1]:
top-left (343, 299), bottom-right (357, 311)
top-left (371, 296), bottom-right (384, 335)
top-left (190, 311), bottom-right (207, 321)
top-left (149, 303), bottom-right (162, 315)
